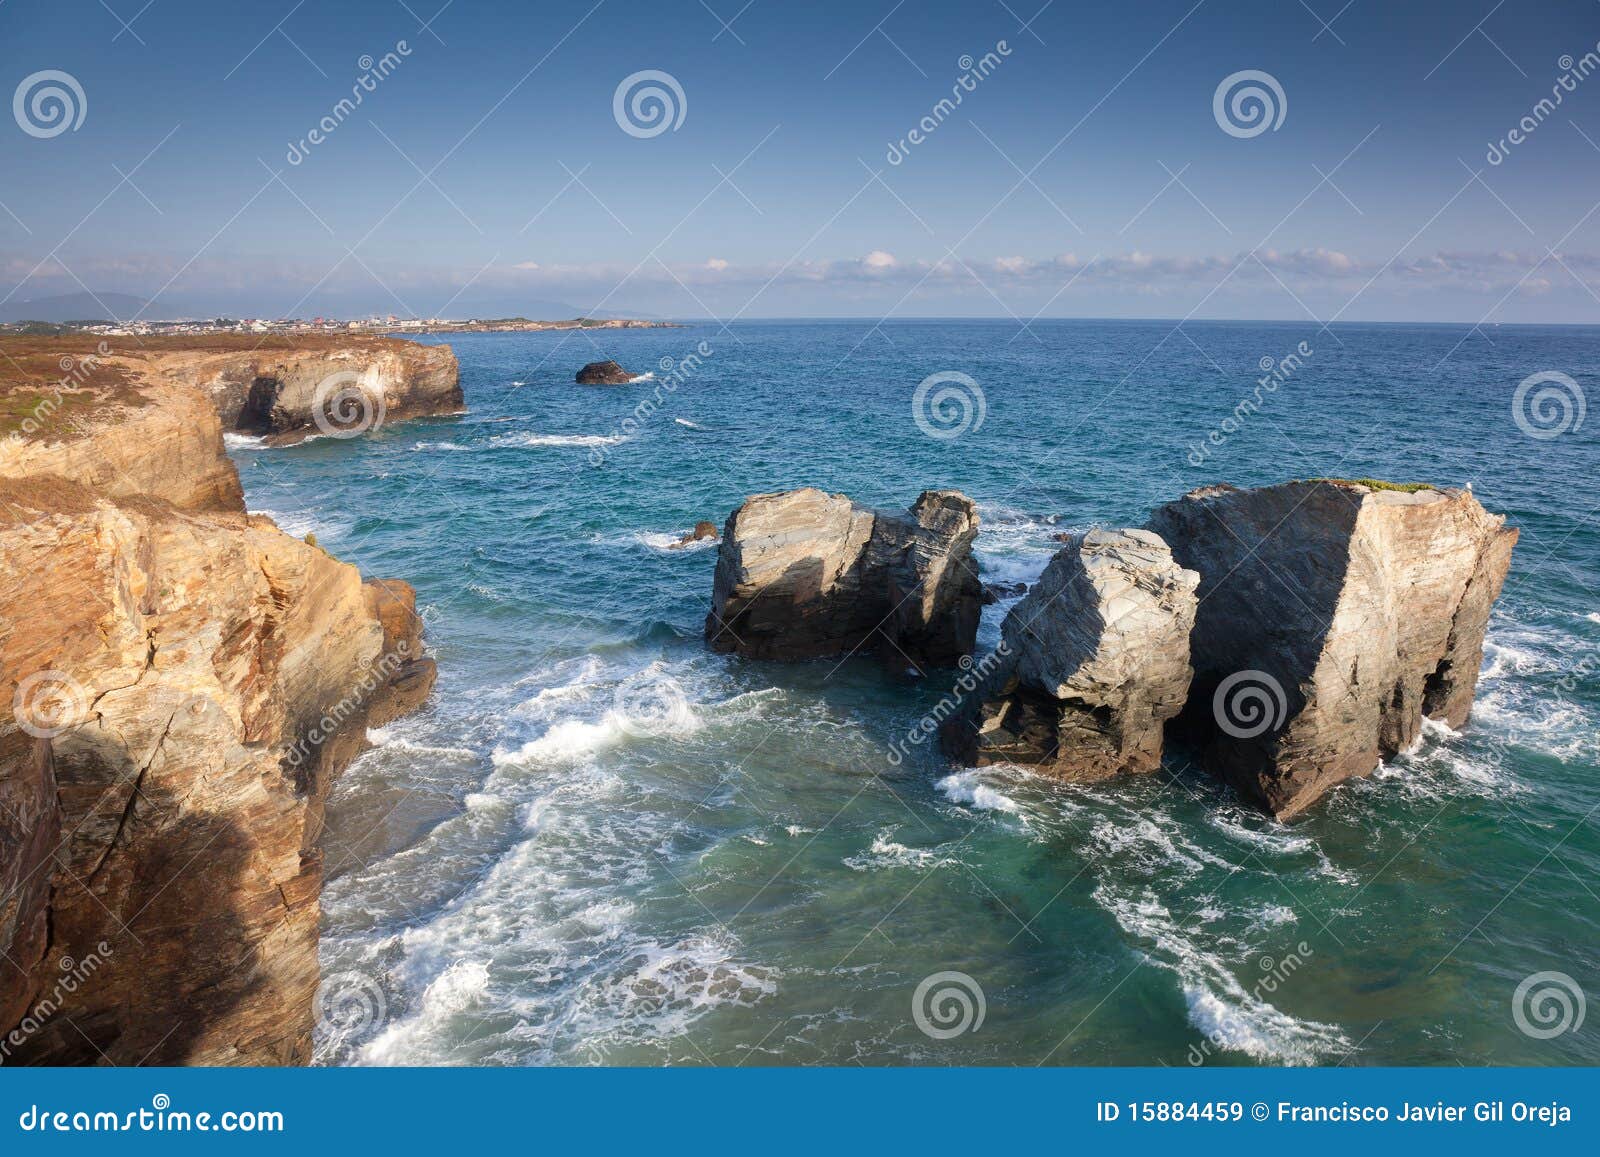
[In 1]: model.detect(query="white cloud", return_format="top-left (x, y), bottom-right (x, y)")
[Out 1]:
top-left (705, 257), bottom-right (729, 271)
top-left (861, 250), bottom-right (897, 269)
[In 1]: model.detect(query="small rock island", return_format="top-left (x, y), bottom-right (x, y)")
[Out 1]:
top-left (575, 359), bottom-right (635, 385)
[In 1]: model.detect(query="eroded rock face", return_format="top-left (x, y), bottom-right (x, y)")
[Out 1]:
top-left (705, 488), bottom-right (982, 671)
top-left (944, 529), bottom-right (1198, 780)
top-left (0, 345), bottom-right (437, 1065)
top-left (176, 340), bottom-right (462, 444)
top-left (575, 360), bottom-right (633, 385)
top-left (1148, 481), bottom-right (1517, 819)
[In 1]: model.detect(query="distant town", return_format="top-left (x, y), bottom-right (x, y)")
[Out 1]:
top-left (0, 315), bottom-right (681, 338)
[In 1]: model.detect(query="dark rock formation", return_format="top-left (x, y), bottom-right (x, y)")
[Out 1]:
top-left (705, 488), bottom-right (982, 671)
top-left (575, 360), bottom-right (634, 385)
top-left (982, 581), bottom-right (1028, 605)
top-left (1148, 480), bottom-right (1517, 819)
top-left (944, 529), bottom-right (1198, 780)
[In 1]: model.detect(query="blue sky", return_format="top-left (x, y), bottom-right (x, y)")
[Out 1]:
top-left (4, 0), bottom-right (1600, 320)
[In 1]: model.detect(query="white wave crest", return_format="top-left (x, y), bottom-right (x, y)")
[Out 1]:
top-left (936, 769), bottom-right (1021, 814)
top-left (492, 431), bottom-right (626, 449)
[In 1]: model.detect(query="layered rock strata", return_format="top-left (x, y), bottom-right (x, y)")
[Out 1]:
top-left (1148, 481), bottom-right (1517, 818)
top-left (943, 529), bottom-right (1199, 780)
top-left (176, 339), bottom-right (462, 444)
top-left (705, 488), bottom-right (982, 671)
top-left (0, 339), bottom-right (438, 1064)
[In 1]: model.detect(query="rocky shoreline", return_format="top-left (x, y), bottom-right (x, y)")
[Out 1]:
top-left (0, 336), bottom-right (456, 1063)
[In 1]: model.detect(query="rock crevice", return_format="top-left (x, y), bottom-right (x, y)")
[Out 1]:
top-left (705, 488), bottom-right (982, 671)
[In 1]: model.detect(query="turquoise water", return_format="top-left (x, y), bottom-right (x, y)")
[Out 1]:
top-left (230, 320), bottom-right (1599, 1067)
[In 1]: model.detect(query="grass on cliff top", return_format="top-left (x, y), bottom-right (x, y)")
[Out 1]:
top-left (0, 389), bottom-right (105, 437)
top-left (1306, 477), bottom-right (1438, 493)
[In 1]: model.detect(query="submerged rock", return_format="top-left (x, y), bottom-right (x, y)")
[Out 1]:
top-left (1148, 480), bottom-right (1517, 819)
top-left (944, 529), bottom-right (1198, 780)
top-left (671, 520), bottom-right (719, 549)
top-left (575, 359), bottom-right (633, 385)
top-left (705, 487), bottom-right (982, 670)
top-left (981, 580), bottom-right (1028, 604)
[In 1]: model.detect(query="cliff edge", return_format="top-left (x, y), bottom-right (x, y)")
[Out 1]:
top-left (0, 336), bottom-right (444, 1064)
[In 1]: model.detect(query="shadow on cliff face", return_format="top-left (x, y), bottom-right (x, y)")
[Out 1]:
top-left (2, 736), bottom-right (299, 1066)
top-left (1155, 486), bottom-right (1360, 811)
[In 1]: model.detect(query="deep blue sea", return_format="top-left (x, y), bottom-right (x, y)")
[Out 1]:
top-left (229, 319), bottom-right (1599, 1067)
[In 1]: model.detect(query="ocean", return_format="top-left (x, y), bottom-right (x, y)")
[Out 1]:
top-left (228, 319), bottom-right (1599, 1067)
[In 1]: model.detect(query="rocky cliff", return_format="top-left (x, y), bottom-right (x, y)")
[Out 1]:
top-left (706, 488), bottom-right (982, 671)
top-left (0, 337), bottom-right (439, 1064)
top-left (944, 529), bottom-right (1198, 780)
top-left (1149, 480), bottom-right (1517, 818)
top-left (163, 336), bottom-right (462, 443)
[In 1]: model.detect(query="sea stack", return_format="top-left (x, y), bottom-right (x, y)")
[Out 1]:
top-left (943, 528), bottom-right (1199, 780)
top-left (705, 488), bottom-right (982, 671)
top-left (1148, 480), bottom-right (1517, 819)
top-left (575, 360), bottom-right (634, 385)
